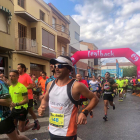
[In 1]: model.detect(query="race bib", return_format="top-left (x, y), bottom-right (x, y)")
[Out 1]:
top-left (83, 101), bottom-right (88, 106)
top-left (49, 112), bottom-right (64, 128)
top-left (90, 88), bottom-right (93, 91)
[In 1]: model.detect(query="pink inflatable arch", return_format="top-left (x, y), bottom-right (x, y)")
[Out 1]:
top-left (71, 48), bottom-right (140, 78)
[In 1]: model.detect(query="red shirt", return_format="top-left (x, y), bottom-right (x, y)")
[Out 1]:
top-left (133, 79), bottom-right (136, 85)
top-left (79, 79), bottom-right (89, 99)
top-left (18, 73), bottom-right (33, 99)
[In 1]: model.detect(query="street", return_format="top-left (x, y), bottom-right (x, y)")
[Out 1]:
top-left (1, 92), bottom-right (140, 140)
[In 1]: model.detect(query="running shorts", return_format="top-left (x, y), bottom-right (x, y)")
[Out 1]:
top-left (49, 132), bottom-right (77, 140)
top-left (78, 98), bottom-right (88, 106)
top-left (11, 107), bottom-right (28, 121)
top-left (0, 117), bottom-right (15, 134)
top-left (103, 94), bottom-right (113, 102)
top-left (28, 99), bottom-right (33, 108)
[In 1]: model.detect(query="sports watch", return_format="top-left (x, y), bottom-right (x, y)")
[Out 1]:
top-left (16, 103), bottom-right (19, 106)
top-left (82, 109), bottom-right (88, 117)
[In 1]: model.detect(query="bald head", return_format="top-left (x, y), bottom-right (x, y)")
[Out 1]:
top-left (76, 74), bottom-right (82, 81)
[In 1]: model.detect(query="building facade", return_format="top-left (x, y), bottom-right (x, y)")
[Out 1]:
top-left (0, 0), bottom-right (15, 76)
top-left (13, 0), bottom-right (70, 77)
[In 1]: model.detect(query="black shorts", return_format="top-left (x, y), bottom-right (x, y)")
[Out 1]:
top-left (103, 94), bottom-right (113, 102)
top-left (49, 132), bottom-right (77, 140)
top-left (11, 108), bottom-right (28, 121)
top-left (78, 98), bottom-right (88, 106)
top-left (28, 99), bottom-right (33, 108)
top-left (0, 117), bottom-right (15, 134)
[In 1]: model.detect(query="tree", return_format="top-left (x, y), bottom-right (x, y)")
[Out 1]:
top-left (122, 66), bottom-right (137, 77)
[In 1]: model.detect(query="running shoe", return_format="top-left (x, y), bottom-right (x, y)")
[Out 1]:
top-left (90, 110), bottom-right (93, 118)
top-left (33, 139), bottom-right (38, 140)
top-left (103, 116), bottom-right (108, 121)
top-left (107, 106), bottom-right (109, 109)
top-left (32, 120), bottom-right (40, 130)
top-left (113, 102), bottom-right (115, 110)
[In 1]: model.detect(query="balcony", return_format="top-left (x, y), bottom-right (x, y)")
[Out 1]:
top-left (56, 50), bottom-right (70, 57)
top-left (52, 24), bottom-right (70, 44)
top-left (15, 11), bottom-right (38, 22)
top-left (15, 38), bottom-right (38, 54)
top-left (42, 46), bottom-right (56, 59)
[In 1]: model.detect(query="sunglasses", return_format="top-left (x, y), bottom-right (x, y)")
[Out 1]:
top-left (105, 74), bottom-right (109, 75)
top-left (54, 64), bottom-right (69, 69)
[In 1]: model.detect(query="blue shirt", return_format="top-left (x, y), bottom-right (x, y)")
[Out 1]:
top-left (45, 76), bottom-right (56, 90)
top-left (0, 80), bottom-right (11, 122)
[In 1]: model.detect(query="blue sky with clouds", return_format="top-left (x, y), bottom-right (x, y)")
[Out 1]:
top-left (44, 0), bottom-right (140, 63)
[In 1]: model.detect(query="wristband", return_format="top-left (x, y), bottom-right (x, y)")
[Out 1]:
top-left (16, 103), bottom-right (19, 106)
top-left (82, 109), bottom-right (88, 117)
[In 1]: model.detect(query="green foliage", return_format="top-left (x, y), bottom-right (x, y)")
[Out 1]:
top-left (122, 66), bottom-right (137, 77)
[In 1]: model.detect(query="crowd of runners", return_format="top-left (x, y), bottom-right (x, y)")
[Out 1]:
top-left (0, 55), bottom-right (139, 140)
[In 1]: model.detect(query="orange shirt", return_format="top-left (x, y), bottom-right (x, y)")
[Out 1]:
top-left (40, 78), bottom-right (46, 92)
top-left (18, 73), bottom-right (33, 99)
top-left (38, 76), bottom-right (49, 82)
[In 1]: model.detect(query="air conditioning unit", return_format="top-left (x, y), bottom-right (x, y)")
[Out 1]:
top-left (32, 40), bottom-right (36, 47)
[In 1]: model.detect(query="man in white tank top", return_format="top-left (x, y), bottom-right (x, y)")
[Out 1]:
top-left (38, 56), bottom-right (99, 140)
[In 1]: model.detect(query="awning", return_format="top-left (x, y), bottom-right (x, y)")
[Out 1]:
top-left (0, 5), bottom-right (12, 24)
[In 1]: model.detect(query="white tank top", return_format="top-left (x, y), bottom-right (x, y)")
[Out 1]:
top-left (48, 79), bottom-right (78, 137)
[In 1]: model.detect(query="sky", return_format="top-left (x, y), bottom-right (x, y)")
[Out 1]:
top-left (44, 0), bottom-right (140, 64)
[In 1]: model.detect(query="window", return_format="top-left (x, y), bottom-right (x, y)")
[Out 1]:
top-left (91, 62), bottom-right (93, 67)
top-left (18, 0), bottom-right (25, 9)
top-left (52, 17), bottom-right (56, 29)
top-left (40, 10), bottom-right (45, 21)
top-left (18, 23), bottom-right (27, 50)
top-left (75, 32), bottom-right (79, 41)
top-left (61, 25), bottom-right (65, 32)
top-left (0, 10), bottom-right (8, 33)
top-left (18, 23), bottom-right (27, 38)
top-left (42, 29), bottom-right (55, 50)
top-left (62, 47), bottom-right (66, 55)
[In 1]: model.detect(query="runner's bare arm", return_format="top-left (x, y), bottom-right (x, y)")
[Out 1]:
top-left (26, 83), bottom-right (33, 89)
top-left (73, 82), bottom-right (99, 112)
top-left (18, 95), bottom-right (29, 105)
top-left (0, 98), bottom-right (11, 107)
top-left (38, 81), bottom-right (52, 116)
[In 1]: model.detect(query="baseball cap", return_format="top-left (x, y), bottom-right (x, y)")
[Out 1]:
top-left (50, 56), bottom-right (73, 67)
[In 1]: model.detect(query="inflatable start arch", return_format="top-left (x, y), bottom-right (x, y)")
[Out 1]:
top-left (71, 48), bottom-right (140, 78)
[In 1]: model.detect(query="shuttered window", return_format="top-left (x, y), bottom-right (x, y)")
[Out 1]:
top-left (42, 29), bottom-right (55, 50)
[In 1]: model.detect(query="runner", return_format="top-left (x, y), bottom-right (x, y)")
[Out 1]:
top-left (9, 70), bottom-right (35, 132)
top-left (17, 63), bottom-right (40, 130)
top-left (89, 75), bottom-right (99, 97)
top-left (38, 56), bottom-right (99, 140)
top-left (117, 78), bottom-right (125, 101)
top-left (102, 72), bottom-right (117, 121)
top-left (0, 78), bottom-right (30, 140)
top-left (97, 76), bottom-right (102, 98)
top-left (38, 72), bottom-right (48, 94)
top-left (39, 64), bottom-right (56, 101)
top-left (123, 77), bottom-right (128, 97)
top-left (76, 74), bottom-right (89, 109)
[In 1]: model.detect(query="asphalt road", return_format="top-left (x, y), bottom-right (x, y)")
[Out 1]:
top-left (1, 91), bottom-right (140, 140)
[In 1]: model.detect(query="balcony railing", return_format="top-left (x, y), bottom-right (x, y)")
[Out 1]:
top-left (15, 38), bottom-right (38, 54)
top-left (52, 24), bottom-right (70, 35)
top-left (57, 50), bottom-right (71, 57)
top-left (42, 46), bottom-right (56, 59)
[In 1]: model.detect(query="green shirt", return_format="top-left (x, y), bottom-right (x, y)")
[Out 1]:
top-left (9, 82), bottom-right (28, 109)
top-left (117, 80), bottom-right (124, 88)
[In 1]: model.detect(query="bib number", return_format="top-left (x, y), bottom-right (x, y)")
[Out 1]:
top-left (49, 112), bottom-right (64, 128)
top-left (83, 101), bottom-right (88, 106)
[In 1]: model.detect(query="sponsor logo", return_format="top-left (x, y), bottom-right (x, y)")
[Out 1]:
top-left (71, 57), bottom-right (75, 63)
top-left (131, 53), bottom-right (139, 62)
top-left (88, 50), bottom-right (114, 57)
top-left (14, 92), bottom-right (19, 94)
top-left (51, 105), bottom-right (63, 110)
